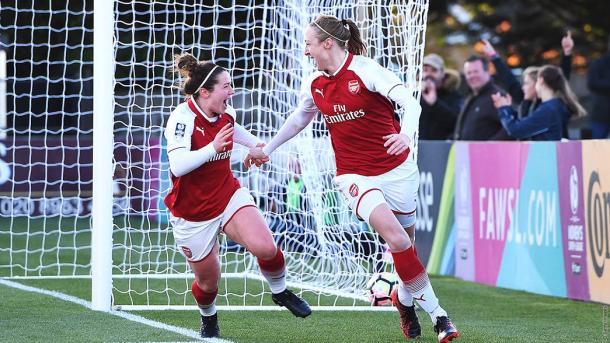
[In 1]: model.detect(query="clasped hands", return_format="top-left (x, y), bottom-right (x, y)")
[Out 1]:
top-left (244, 143), bottom-right (269, 169)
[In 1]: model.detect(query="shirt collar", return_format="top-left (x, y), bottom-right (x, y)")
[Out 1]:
top-left (188, 98), bottom-right (219, 123)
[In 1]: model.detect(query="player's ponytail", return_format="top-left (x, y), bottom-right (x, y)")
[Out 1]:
top-left (311, 15), bottom-right (366, 55)
top-left (343, 19), bottom-right (366, 56)
top-left (174, 53), bottom-right (224, 97)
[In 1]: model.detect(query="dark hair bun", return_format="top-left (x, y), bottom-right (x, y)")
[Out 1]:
top-left (176, 54), bottom-right (199, 76)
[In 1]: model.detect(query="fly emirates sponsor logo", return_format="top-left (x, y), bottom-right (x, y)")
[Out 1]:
top-left (324, 104), bottom-right (365, 124)
top-left (209, 150), bottom-right (232, 162)
top-left (478, 187), bottom-right (558, 247)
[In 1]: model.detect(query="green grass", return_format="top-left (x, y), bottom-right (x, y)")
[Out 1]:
top-left (0, 282), bottom-right (188, 343)
top-left (2, 216), bottom-right (608, 342)
top-left (4, 276), bottom-right (605, 343)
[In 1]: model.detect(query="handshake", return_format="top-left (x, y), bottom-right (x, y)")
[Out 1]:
top-left (243, 143), bottom-right (270, 169)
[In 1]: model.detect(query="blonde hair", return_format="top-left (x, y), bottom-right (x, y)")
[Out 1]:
top-left (522, 66), bottom-right (540, 83)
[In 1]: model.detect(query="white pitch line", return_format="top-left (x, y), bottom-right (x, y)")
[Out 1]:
top-left (0, 278), bottom-right (234, 343)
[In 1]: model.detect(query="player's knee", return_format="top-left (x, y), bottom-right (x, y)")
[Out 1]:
top-left (195, 277), bottom-right (219, 293)
top-left (385, 231), bottom-right (411, 252)
top-left (251, 240), bottom-right (277, 261)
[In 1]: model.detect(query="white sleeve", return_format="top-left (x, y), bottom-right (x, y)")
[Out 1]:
top-left (353, 57), bottom-right (421, 140)
top-left (167, 145), bottom-right (216, 177)
top-left (356, 57), bottom-right (404, 98)
top-left (387, 85), bottom-right (421, 139)
top-left (164, 109), bottom-right (216, 177)
top-left (234, 123), bottom-right (262, 148)
top-left (262, 77), bottom-right (318, 155)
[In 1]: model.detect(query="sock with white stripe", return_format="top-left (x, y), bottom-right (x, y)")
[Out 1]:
top-left (257, 247), bottom-right (287, 294)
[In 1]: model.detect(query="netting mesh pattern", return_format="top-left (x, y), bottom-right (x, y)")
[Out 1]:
top-left (0, 0), bottom-right (427, 308)
top-left (0, 0), bottom-right (94, 277)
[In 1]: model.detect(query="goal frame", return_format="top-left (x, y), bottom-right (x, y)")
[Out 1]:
top-left (89, 0), bottom-right (428, 312)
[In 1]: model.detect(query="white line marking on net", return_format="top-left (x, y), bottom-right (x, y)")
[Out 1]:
top-left (0, 278), bottom-right (234, 343)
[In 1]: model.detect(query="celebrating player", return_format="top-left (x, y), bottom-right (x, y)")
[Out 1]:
top-left (164, 53), bottom-right (311, 338)
top-left (245, 15), bottom-right (458, 342)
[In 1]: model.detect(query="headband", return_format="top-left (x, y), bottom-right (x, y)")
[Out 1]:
top-left (313, 21), bottom-right (348, 43)
top-left (194, 65), bottom-right (219, 95)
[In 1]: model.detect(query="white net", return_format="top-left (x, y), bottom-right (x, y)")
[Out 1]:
top-left (0, 0), bottom-right (428, 310)
top-left (0, 1), bottom-right (94, 277)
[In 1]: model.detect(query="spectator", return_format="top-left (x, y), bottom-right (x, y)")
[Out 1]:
top-left (492, 65), bottom-right (586, 141)
top-left (480, 31), bottom-right (575, 118)
top-left (419, 53), bottom-right (462, 140)
top-left (560, 30), bottom-right (575, 80)
top-left (454, 55), bottom-right (510, 140)
top-left (284, 155), bottom-right (311, 227)
top-left (587, 37), bottom-right (610, 139)
top-left (518, 66), bottom-right (542, 118)
top-left (480, 39), bottom-right (524, 103)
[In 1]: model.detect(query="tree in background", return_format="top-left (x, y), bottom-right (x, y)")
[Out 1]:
top-left (427, 0), bottom-right (610, 68)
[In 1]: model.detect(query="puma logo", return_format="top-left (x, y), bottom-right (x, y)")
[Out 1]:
top-left (414, 294), bottom-right (425, 301)
top-left (195, 126), bottom-right (204, 136)
top-left (314, 88), bottom-right (324, 98)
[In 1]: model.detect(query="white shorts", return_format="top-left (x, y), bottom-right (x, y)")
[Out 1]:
top-left (333, 158), bottom-right (418, 227)
top-left (170, 187), bottom-right (256, 262)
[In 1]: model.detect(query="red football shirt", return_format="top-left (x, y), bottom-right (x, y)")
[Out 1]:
top-left (305, 53), bottom-right (410, 176)
top-left (163, 98), bottom-right (240, 221)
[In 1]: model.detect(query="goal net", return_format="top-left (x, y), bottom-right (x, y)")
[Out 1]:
top-left (0, 0), bottom-right (428, 310)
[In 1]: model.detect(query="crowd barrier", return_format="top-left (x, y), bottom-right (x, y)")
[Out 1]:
top-left (453, 140), bottom-right (609, 304)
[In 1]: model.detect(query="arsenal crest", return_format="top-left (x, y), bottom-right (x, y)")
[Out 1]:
top-left (181, 246), bottom-right (193, 258)
top-left (348, 80), bottom-right (360, 94)
top-left (349, 183), bottom-right (359, 197)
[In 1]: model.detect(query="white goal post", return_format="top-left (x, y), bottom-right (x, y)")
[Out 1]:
top-left (0, 0), bottom-right (428, 311)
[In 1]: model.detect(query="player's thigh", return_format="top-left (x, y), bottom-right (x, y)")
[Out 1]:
top-left (333, 173), bottom-right (386, 224)
top-left (222, 188), bottom-right (276, 259)
top-left (170, 215), bottom-right (222, 263)
top-left (188, 240), bottom-right (221, 288)
top-left (380, 161), bottom-right (419, 229)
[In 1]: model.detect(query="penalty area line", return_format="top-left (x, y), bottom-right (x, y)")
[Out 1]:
top-left (0, 278), bottom-right (234, 343)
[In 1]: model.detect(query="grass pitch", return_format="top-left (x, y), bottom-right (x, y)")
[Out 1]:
top-left (1, 276), bottom-right (604, 343)
top-left (1, 216), bottom-right (606, 342)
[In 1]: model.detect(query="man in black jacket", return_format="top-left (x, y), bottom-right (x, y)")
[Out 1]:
top-left (588, 38), bottom-right (610, 139)
top-left (419, 54), bottom-right (463, 140)
top-left (454, 55), bottom-right (511, 141)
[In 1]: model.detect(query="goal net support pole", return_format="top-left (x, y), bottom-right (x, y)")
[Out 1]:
top-left (91, 0), bottom-right (115, 312)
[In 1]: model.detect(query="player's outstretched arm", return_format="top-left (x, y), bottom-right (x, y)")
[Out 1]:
top-left (243, 103), bottom-right (317, 170)
top-left (262, 106), bottom-right (317, 156)
top-left (233, 123), bottom-right (263, 148)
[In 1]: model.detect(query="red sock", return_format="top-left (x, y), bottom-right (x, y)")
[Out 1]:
top-left (391, 246), bottom-right (426, 286)
top-left (191, 281), bottom-right (217, 306)
top-left (257, 248), bottom-right (285, 274)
